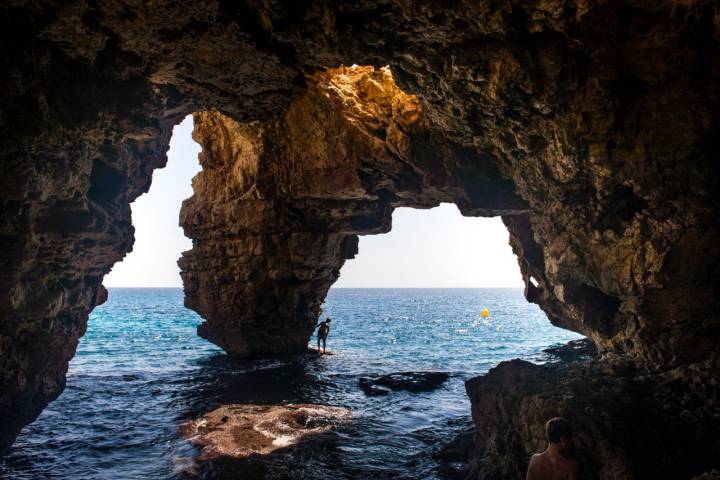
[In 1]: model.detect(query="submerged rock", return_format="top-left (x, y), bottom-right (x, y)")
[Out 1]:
top-left (180, 404), bottom-right (350, 461)
top-left (359, 372), bottom-right (449, 395)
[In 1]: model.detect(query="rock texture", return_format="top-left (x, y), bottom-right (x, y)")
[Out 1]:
top-left (1, 2), bottom-right (719, 478)
top-left (180, 403), bottom-right (350, 460)
top-left (466, 357), bottom-right (720, 479)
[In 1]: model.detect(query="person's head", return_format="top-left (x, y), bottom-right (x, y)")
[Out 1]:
top-left (546, 417), bottom-right (573, 451)
top-left (326, 317), bottom-right (332, 323)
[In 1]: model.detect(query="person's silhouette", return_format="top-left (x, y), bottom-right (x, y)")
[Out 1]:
top-left (317, 317), bottom-right (331, 354)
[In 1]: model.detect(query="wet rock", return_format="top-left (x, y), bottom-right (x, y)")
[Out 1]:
top-left (543, 339), bottom-right (598, 362)
top-left (359, 372), bottom-right (449, 395)
top-left (180, 404), bottom-right (350, 461)
top-left (306, 347), bottom-right (335, 356)
top-left (434, 427), bottom-right (474, 479)
top-left (358, 382), bottom-right (392, 396)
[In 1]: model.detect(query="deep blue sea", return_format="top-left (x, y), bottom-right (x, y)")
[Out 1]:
top-left (2, 288), bottom-right (581, 479)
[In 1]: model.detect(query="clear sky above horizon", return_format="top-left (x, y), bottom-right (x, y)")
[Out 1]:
top-left (104, 116), bottom-right (525, 288)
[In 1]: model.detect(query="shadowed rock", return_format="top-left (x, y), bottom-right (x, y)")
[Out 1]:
top-left (359, 372), bottom-right (449, 395)
top-left (543, 338), bottom-right (598, 362)
top-left (465, 358), bottom-right (720, 479)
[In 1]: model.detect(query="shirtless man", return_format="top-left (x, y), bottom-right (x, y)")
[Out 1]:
top-left (526, 417), bottom-right (578, 480)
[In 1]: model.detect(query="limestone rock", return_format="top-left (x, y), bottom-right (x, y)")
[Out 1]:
top-left (180, 403), bottom-right (350, 460)
top-left (0, 3), bottom-right (718, 477)
top-left (543, 338), bottom-right (597, 362)
top-left (179, 68), bottom-right (524, 357)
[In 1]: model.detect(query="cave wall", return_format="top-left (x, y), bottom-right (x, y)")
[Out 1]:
top-left (1, 1), bottom-right (719, 476)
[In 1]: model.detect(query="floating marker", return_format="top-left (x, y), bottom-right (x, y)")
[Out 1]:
top-left (481, 308), bottom-right (490, 318)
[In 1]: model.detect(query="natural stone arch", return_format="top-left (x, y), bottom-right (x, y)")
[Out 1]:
top-left (0, 2), bottom-right (718, 477)
top-left (179, 66), bottom-right (530, 357)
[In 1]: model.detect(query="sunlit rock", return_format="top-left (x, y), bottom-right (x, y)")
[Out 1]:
top-left (180, 404), bottom-right (350, 460)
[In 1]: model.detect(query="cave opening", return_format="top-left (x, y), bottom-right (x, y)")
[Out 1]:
top-left (104, 115), bottom-right (201, 288)
top-left (2, 3), bottom-right (720, 479)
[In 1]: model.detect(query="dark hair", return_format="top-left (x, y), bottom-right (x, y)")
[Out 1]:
top-left (546, 417), bottom-right (573, 443)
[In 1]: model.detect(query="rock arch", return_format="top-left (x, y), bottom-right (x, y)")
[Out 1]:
top-left (179, 66), bottom-right (528, 357)
top-left (1, 2), bottom-right (719, 477)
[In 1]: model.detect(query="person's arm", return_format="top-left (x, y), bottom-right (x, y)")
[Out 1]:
top-left (526, 454), bottom-right (537, 480)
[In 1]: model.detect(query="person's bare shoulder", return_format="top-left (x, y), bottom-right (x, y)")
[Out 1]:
top-left (526, 453), bottom-right (542, 480)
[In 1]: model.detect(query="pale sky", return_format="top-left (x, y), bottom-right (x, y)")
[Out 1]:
top-left (104, 116), bottom-right (201, 287)
top-left (105, 115), bottom-right (524, 288)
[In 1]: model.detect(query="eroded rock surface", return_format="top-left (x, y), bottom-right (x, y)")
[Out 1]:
top-left (180, 404), bottom-right (350, 460)
top-left (0, 2), bottom-right (718, 477)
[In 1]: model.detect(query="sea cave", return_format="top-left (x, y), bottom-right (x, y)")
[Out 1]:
top-left (1, 2), bottom-right (719, 479)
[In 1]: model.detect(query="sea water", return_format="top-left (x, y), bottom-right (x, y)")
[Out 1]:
top-left (2, 288), bottom-right (581, 479)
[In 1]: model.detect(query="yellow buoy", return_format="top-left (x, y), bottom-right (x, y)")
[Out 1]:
top-left (481, 308), bottom-right (490, 318)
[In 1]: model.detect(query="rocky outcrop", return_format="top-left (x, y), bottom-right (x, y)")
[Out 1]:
top-left (180, 403), bottom-right (350, 460)
top-left (543, 338), bottom-right (597, 362)
top-left (0, 2), bottom-right (719, 477)
top-left (179, 403), bottom-right (350, 478)
top-left (465, 357), bottom-right (720, 479)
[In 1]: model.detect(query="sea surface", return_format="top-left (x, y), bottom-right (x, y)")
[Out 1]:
top-left (2, 288), bottom-right (582, 479)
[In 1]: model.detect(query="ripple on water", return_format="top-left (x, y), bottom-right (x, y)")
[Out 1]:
top-left (2, 288), bottom-right (581, 479)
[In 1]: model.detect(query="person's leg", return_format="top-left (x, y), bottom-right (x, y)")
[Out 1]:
top-left (317, 335), bottom-right (321, 354)
top-left (322, 337), bottom-right (327, 353)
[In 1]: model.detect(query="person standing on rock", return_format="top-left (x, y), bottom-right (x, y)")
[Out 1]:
top-left (317, 317), bottom-right (331, 354)
top-left (526, 417), bottom-right (578, 480)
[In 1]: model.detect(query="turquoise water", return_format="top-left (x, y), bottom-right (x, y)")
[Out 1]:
top-left (2, 288), bottom-right (581, 479)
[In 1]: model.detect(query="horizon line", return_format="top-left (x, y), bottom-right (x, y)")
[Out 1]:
top-left (103, 285), bottom-right (526, 289)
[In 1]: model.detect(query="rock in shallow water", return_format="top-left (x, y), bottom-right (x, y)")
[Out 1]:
top-left (359, 372), bottom-right (449, 395)
top-left (180, 404), bottom-right (351, 461)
